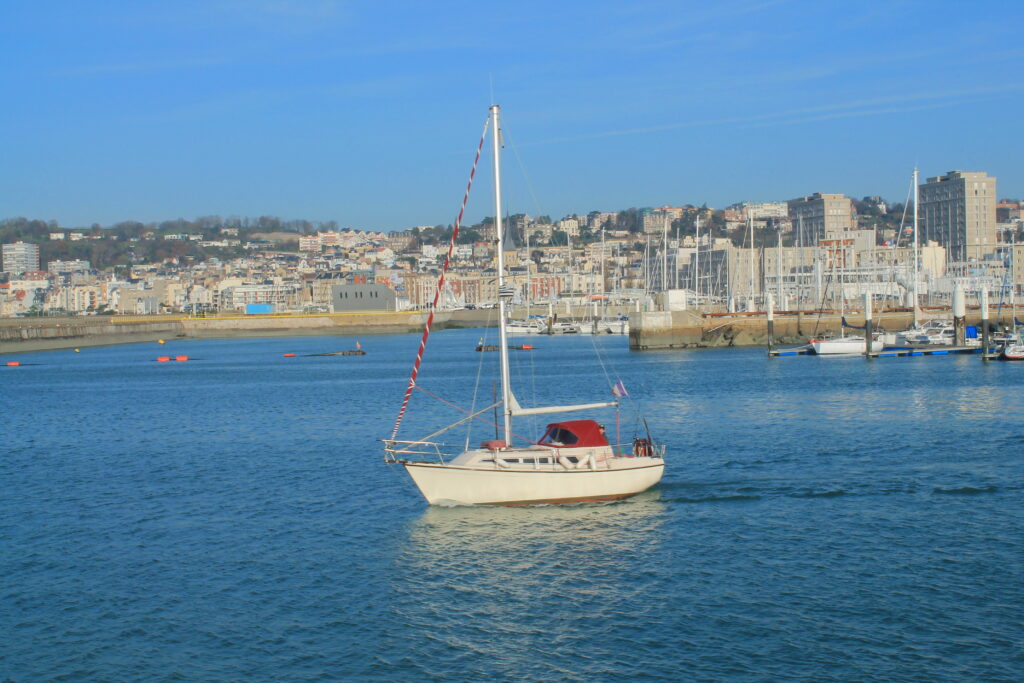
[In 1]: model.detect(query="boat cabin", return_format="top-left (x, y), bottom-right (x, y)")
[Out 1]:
top-left (537, 420), bottom-right (609, 448)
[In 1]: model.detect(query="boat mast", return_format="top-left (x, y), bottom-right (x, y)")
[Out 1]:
top-left (747, 213), bottom-right (755, 310)
top-left (491, 104), bottom-right (514, 444)
top-left (694, 215), bottom-right (701, 300)
top-left (600, 224), bottom-right (605, 296)
top-left (662, 213), bottom-right (669, 295)
top-left (839, 237), bottom-right (845, 337)
top-left (776, 223), bottom-right (783, 306)
top-left (525, 230), bottom-right (531, 320)
top-left (913, 167), bottom-right (920, 327)
top-left (1011, 228), bottom-right (1017, 335)
top-left (797, 213), bottom-right (804, 309)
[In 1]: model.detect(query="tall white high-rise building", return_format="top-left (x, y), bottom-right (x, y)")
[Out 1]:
top-left (2, 241), bottom-right (41, 274)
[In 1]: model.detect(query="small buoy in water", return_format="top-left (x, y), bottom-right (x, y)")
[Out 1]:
top-left (522, 344), bottom-right (534, 350)
top-left (175, 356), bottom-right (189, 362)
top-left (74, 348), bottom-right (80, 353)
top-left (283, 353), bottom-right (296, 357)
top-left (157, 356), bottom-right (171, 362)
top-left (158, 339), bottom-right (165, 345)
top-left (6, 361), bottom-right (20, 367)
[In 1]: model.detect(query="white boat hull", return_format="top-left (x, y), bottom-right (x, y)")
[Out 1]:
top-left (999, 343), bottom-right (1024, 361)
top-left (576, 320), bottom-right (630, 335)
top-left (811, 337), bottom-right (884, 355)
top-left (402, 457), bottom-right (664, 505)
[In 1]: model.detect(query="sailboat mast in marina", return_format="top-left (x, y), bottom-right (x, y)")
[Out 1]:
top-left (913, 166), bottom-right (920, 327)
top-left (384, 105), bottom-right (665, 506)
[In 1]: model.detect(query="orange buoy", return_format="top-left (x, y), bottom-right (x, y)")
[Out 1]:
top-left (521, 344), bottom-right (534, 350)
top-left (175, 356), bottom-right (189, 362)
top-left (74, 348), bottom-right (80, 353)
top-left (157, 339), bottom-right (166, 345)
top-left (283, 353), bottom-right (296, 357)
top-left (157, 356), bottom-right (171, 362)
top-left (6, 361), bottom-right (20, 367)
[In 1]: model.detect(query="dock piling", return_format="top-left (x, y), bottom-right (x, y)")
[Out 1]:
top-left (981, 288), bottom-right (990, 361)
top-left (864, 292), bottom-right (873, 359)
top-left (953, 285), bottom-right (966, 346)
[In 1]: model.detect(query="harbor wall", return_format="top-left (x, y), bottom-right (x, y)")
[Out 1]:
top-left (4, 305), bottom-right (1018, 354)
top-left (0, 311), bottom-right (437, 354)
top-left (629, 308), bottom-right (1019, 350)
top-left (0, 305), bottom-right (636, 355)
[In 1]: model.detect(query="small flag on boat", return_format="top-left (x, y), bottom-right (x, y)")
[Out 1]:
top-left (611, 380), bottom-right (629, 398)
top-left (356, 341), bottom-right (362, 350)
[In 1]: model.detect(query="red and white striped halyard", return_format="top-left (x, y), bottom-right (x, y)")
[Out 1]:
top-left (389, 116), bottom-right (491, 443)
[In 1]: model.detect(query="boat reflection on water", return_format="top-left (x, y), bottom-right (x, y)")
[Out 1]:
top-left (401, 490), bottom-right (667, 567)
top-left (387, 493), bottom-right (669, 679)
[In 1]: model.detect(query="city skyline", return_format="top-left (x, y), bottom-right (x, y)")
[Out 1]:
top-left (2, 0), bottom-right (1022, 230)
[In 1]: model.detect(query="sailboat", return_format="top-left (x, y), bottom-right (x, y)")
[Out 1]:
top-left (384, 105), bottom-right (665, 506)
top-left (810, 236), bottom-right (883, 354)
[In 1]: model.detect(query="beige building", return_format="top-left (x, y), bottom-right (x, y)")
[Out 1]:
top-left (732, 201), bottom-right (788, 220)
top-left (642, 206), bottom-right (684, 234)
top-left (556, 216), bottom-right (581, 237)
top-left (919, 170), bottom-right (997, 261)
top-left (787, 193), bottom-right (856, 242)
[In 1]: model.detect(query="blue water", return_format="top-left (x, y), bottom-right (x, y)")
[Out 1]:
top-left (2, 330), bottom-right (1022, 681)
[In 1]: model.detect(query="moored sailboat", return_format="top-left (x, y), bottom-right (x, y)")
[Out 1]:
top-left (384, 105), bottom-right (665, 506)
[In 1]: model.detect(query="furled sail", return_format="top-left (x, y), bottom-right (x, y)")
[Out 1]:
top-left (506, 391), bottom-right (617, 417)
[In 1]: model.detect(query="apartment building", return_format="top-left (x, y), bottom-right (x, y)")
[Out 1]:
top-left (786, 193), bottom-right (856, 242)
top-left (919, 170), bottom-right (997, 261)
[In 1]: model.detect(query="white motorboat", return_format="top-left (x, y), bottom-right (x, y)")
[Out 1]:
top-left (385, 105), bottom-right (665, 506)
top-left (505, 318), bottom-right (545, 335)
top-left (578, 316), bottom-right (630, 335)
top-left (547, 320), bottom-right (580, 334)
top-left (904, 320), bottom-right (954, 346)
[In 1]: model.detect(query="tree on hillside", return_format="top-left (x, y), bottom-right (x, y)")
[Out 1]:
top-left (615, 208), bottom-right (642, 233)
top-left (457, 229), bottom-right (482, 244)
top-left (548, 230), bottom-right (568, 246)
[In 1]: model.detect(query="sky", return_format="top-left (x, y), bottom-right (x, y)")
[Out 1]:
top-left (1, 0), bottom-right (1022, 231)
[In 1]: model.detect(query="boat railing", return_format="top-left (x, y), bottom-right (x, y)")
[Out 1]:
top-left (383, 439), bottom-right (449, 464)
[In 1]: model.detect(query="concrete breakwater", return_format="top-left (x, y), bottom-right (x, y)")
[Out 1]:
top-left (7, 305), bottom-right (1013, 355)
top-left (628, 308), bottom-right (1017, 350)
top-left (0, 311), bottom-right (448, 354)
top-left (0, 306), bottom-right (637, 354)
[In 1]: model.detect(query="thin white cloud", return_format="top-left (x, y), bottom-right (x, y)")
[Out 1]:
top-left (525, 84), bottom-right (1024, 145)
top-left (56, 55), bottom-right (237, 77)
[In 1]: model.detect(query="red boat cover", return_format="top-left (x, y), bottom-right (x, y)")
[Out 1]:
top-left (538, 420), bottom-right (609, 448)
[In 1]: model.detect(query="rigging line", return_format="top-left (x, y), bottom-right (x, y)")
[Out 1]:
top-left (501, 125), bottom-right (548, 222)
top-left (391, 115), bottom-right (490, 443)
top-left (466, 305), bottom-right (498, 450)
top-left (895, 175), bottom-right (913, 249)
top-left (414, 384), bottom-right (536, 445)
top-left (418, 400), bottom-right (503, 447)
top-left (526, 309), bottom-right (540, 440)
top-left (589, 333), bottom-right (640, 432)
top-left (588, 332), bottom-right (616, 395)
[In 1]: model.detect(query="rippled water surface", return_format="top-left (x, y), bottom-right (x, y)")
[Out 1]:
top-left (2, 330), bottom-right (1023, 681)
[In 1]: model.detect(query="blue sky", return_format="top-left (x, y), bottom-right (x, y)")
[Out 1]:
top-left (2, 0), bottom-right (1022, 230)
